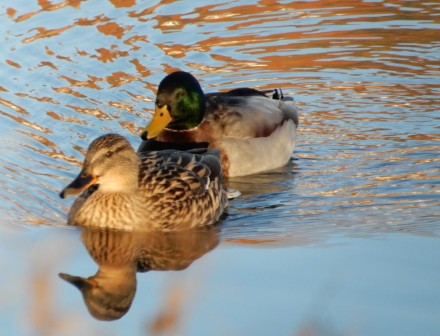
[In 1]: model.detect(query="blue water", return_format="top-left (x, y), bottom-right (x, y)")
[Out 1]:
top-left (0, 0), bottom-right (439, 335)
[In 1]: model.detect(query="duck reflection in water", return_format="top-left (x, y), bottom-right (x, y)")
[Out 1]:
top-left (59, 226), bottom-right (219, 320)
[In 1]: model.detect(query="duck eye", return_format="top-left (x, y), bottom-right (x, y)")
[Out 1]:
top-left (106, 151), bottom-right (113, 157)
top-left (81, 172), bottom-right (88, 178)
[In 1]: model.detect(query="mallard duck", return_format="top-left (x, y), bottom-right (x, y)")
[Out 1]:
top-left (59, 134), bottom-right (227, 231)
top-left (138, 71), bottom-right (299, 177)
top-left (59, 227), bottom-right (218, 320)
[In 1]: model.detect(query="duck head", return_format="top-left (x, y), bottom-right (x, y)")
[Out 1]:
top-left (60, 134), bottom-right (139, 198)
top-left (141, 71), bottom-right (206, 139)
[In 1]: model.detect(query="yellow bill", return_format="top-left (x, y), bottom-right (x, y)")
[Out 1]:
top-left (143, 105), bottom-right (172, 139)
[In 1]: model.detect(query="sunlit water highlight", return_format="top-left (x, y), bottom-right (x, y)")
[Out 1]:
top-left (0, 0), bottom-right (439, 335)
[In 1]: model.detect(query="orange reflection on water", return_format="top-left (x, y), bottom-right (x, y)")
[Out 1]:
top-left (1, 0), bottom-right (439, 237)
top-left (374, 172), bottom-right (439, 182)
top-left (46, 111), bottom-right (88, 126)
top-left (97, 22), bottom-right (130, 39)
top-left (130, 58), bottom-right (151, 77)
top-left (38, 61), bottom-right (58, 70)
top-left (59, 75), bottom-right (100, 90)
top-left (54, 87), bottom-right (87, 98)
top-left (0, 98), bottom-right (29, 115)
top-left (13, 0), bottom-right (80, 22)
top-left (6, 60), bottom-right (21, 68)
top-left (22, 25), bottom-right (74, 44)
top-left (105, 71), bottom-right (138, 87)
top-left (65, 105), bottom-right (111, 119)
top-left (109, 0), bottom-right (136, 8)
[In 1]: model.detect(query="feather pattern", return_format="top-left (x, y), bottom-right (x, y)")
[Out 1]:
top-left (138, 71), bottom-right (299, 177)
top-left (60, 134), bottom-right (227, 231)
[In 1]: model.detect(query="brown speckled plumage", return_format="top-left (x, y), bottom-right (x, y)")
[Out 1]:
top-left (60, 134), bottom-right (227, 231)
top-left (59, 227), bottom-right (219, 320)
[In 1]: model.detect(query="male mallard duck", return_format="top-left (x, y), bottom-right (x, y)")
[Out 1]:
top-left (138, 71), bottom-right (299, 177)
top-left (59, 134), bottom-right (227, 231)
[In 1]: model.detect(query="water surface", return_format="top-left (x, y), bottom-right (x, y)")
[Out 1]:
top-left (1, 0), bottom-right (439, 335)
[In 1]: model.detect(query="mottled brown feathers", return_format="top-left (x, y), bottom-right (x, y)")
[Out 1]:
top-left (61, 134), bottom-right (228, 231)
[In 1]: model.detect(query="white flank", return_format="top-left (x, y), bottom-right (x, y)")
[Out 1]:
top-left (220, 119), bottom-right (297, 177)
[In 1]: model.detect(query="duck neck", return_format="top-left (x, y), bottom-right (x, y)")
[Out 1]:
top-left (97, 175), bottom-right (139, 193)
top-left (97, 160), bottom-right (140, 194)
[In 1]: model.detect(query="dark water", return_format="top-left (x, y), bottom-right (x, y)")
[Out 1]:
top-left (1, 0), bottom-right (439, 335)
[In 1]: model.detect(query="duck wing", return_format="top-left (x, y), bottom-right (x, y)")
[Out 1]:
top-left (138, 150), bottom-right (222, 199)
top-left (204, 90), bottom-right (298, 138)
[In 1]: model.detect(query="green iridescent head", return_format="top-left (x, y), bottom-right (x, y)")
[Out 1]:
top-left (143, 71), bottom-right (206, 139)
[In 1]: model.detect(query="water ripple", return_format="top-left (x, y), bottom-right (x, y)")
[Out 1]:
top-left (0, 0), bottom-right (439, 244)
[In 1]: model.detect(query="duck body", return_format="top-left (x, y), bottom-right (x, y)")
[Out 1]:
top-left (60, 134), bottom-right (227, 231)
top-left (138, 71), bottom-right (299, 178)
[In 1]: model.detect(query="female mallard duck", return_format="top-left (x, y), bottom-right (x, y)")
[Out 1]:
top-left (59, 227), bottom-right (219, 320)
top-left (59, 134), bottom-right (227, 231)
top-left (138, 71), bottom-right (299, 177)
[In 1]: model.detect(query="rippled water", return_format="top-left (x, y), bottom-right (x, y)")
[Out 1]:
top-left (1, 0), bottom-right (439, 335)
